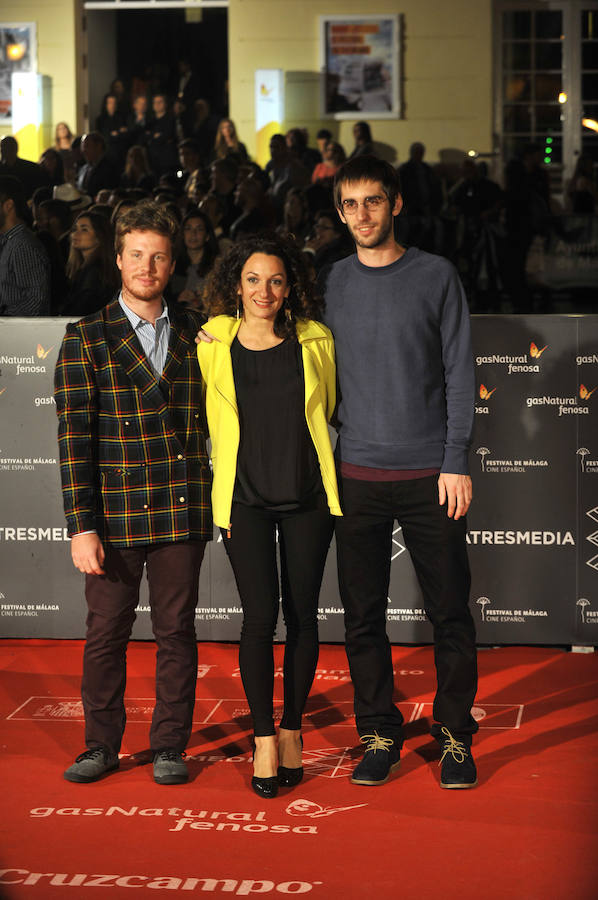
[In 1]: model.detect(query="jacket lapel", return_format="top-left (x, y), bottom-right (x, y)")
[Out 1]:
top-left (161, 307), bottom-right (193, 387)
top-left (206, 316), bottom-right (241, 412)
top-left (103, 300), bottom-right (168, 414)
top-left (301, 343), bottom-right (320, 409)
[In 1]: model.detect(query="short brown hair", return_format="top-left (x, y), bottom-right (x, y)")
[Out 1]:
top-left (333, 156), bottom-right (401, 211)
top-left (114, 199), bottom-right (180, 257)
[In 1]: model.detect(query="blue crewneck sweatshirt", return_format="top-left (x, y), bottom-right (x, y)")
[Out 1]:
top-left (321, 246), bottom-right (475, 474)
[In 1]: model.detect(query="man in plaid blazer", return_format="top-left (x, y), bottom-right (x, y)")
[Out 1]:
top-left (54, 201), bottom-right (212, 785)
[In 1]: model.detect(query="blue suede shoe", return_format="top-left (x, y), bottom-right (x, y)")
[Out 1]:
top-left (351, 732), bottom-right (400, 786)
top-left (438, 727), bottom-right (477, 789)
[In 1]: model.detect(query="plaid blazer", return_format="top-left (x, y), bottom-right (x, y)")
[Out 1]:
top-left (54, 298), bottom-right (212, 547)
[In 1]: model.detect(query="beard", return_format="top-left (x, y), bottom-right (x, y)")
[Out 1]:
top-left (346, 215), bottom-right (394, 250)
top-left (121, 276), bottom-right (165, 304)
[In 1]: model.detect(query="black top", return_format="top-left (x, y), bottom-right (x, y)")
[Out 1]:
top-left (230, 336), bottom-right (322, 510)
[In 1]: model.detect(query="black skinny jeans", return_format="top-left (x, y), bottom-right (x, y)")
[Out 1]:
top-left (222, 499), bottom-right (333, 736)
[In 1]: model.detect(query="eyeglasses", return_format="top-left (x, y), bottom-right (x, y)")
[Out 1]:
top-left (341, 195), bottom-right (387, 215)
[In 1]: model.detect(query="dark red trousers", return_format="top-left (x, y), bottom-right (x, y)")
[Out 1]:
top-left (82, 540), bottom-right (206, 755)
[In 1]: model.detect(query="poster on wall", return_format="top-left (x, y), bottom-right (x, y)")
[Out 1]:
top-left (254, 69), bottom-right (284, 167)
top-left (0, 23), bottom-right (36, 123)
top-left (319, 15), bottom-right (400, 119)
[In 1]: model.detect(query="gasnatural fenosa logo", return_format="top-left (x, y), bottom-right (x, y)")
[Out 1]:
top-left (476, 385), bottom-right (497, 415)
top-left (0, 342), bottom-right (54, 376)
top-left (479, 384), bottom-right (496, 400)
top-left (475, 340), bottom-right (548, 374)
top-left (286, 799), bottom-right (367, 818)
top-left (529, 341), bottom-right (547, 359)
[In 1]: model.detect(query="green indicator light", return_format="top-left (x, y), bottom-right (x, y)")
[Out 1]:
top-left (546, 137), bottom-right (553, 144)
top-left (546, 147), bottom-right (552, 153)
top-left (544, 157), bottom-right (551, 164)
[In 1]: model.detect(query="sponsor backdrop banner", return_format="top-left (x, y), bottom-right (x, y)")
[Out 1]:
top-left (0, 316), bottom-right (596, 645)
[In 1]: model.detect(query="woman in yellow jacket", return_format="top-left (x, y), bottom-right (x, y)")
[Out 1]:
top-left (198, 234), bottom-right (341, 800)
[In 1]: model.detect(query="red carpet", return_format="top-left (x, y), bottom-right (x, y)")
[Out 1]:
top-left (0, 641), bottom-right (597, 899)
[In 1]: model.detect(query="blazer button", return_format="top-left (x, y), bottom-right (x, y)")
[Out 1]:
top-left (177, 454), bottom-right (183, 460)
top-left (125, 420), bottom-right (130, 426)
top-left (143, 504), bottom-right (148, 509)
top-left (179, 496), bottom-right (185, 503)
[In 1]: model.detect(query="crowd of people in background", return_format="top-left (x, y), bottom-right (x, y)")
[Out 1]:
top-left (1, 71), bottom-right (596, 318)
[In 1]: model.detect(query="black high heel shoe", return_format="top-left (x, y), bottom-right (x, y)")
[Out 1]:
top-left (251, 738), bottom-right (279, 799)
top-left (277, 735), bottom-right (303, 788)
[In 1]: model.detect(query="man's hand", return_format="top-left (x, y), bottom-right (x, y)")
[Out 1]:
top-left (195, 327), bottom-right (217, 345)
top-left (438, 473), bottom-right (472, 520)
top-left (71, 533), bottom-right (106, 575)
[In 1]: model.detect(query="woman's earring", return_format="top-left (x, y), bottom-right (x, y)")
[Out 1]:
top-left (285, 296), bottom-right (292, 322)
top-left (236, 295), bottom-right (241, 320)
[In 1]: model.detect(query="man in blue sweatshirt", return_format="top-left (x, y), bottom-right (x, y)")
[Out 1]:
top-left (321, 156), bottom-right (478, 789)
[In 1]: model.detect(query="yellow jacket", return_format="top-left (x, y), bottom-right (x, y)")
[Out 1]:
top-left (197, 315), bottom-right (342, 529)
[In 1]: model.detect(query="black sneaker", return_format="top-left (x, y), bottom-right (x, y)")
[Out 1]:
top-left (438, 727), bottom-right (477, 789)
top-left (64, 747), bottom-right (119, 783)
top-left (351, 732), bottom-right (401, 786)
top-left (153, 749), bottom-right (189, 785)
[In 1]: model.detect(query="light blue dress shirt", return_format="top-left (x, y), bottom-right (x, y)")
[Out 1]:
top-left (118, 293), bottom-right (171, 378)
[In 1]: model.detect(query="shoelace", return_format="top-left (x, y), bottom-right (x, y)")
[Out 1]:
top-left (75, 747), bottom-right (109, 763)
top-left (359, 732), bottom-right (394, 754)
top-left (156, 750), bottom-right (186, 762)
top-left (439, 726), bottom-right (468, 765)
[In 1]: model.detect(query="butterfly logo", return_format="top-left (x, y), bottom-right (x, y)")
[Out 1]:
top-left (479, 384), bottom-right (496, 400)
top-left (580, 384), bottom-right (597, 400)
top-left (36, 344), bottom-right (54, 360)
top-left (286, 799), bottom-right (367, 819)
top-left (529, 341), bottom-right (547, 359)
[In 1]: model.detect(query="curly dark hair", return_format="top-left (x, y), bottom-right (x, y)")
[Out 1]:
top-left (202, 232), bottom-right (323, 341)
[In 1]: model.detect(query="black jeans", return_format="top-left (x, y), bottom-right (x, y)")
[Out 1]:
top-left (222, 500), bottom-right (334, 736)
top-left (335, 475), bottom-right (478, 746)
